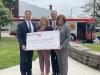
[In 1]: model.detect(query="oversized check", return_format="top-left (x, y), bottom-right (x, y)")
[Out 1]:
top-left (26, 30), bottom-right (60, 50)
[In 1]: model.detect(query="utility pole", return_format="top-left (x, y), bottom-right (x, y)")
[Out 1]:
top-left (71, 8), bottom-right (73, 17)
top-left (93, 0), bottom-right (96, 18)
top-left (93, 0), bottom-right (97, 26)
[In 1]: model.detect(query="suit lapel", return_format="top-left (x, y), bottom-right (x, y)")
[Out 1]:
top-left (23, 21), bottom-right (30, 32)
top-left (23, 20), bottom-right (36, 32)
top-left (31, 21), bottom-right (36, 32)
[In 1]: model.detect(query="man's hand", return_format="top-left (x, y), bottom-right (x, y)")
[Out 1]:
top-left (22, 45), bottom-right (26, 51)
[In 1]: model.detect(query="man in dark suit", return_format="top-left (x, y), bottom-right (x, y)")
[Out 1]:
top-left (17, 10), bottom-right (37, 75)
top-left (50, 10), bottom-right (60, 75)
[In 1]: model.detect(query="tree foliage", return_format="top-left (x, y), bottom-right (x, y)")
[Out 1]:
top-left (95, 0), bottom-right (100, 18)
top-left (0, 3), bottom-right (11, 27)
top-left (82, 0), bottom-right (100, 18)
top-left (0, 1), bottom-right (12, 38)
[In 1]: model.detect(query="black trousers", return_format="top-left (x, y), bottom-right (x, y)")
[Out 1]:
top-left (20, 48), bottom-right (33, 75)
top-left (51, 50), bottom-right (60, 75)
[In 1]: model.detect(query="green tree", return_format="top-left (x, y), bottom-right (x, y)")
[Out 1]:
top-left (0, 2), bottom-right (12, 39)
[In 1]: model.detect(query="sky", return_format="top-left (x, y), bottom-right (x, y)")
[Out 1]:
top-left (20, 0), bottom-right (89, 17)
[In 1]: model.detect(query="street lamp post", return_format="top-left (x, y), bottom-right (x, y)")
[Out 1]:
top-left (49, 5), bottom-right (52, 10)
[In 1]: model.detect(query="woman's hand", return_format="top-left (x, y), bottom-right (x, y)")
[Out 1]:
top-left (55, 49), bottom-right (61, 54)
top-left (55, 46), bottom-right (62, 54)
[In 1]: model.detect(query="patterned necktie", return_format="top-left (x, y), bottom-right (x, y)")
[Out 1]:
top-left (53, 21), bottom-right (56, 30)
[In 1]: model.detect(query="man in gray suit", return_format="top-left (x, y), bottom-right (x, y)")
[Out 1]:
top-left (56, 14), bottom-right (71, 75)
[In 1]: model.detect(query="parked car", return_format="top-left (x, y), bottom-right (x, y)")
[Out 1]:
top-left (95, 27), bottom-right (100, 32)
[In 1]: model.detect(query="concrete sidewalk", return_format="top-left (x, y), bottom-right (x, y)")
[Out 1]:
top-left (0, 57), bottom-right (100, 75)
top-left (1, 31), bottom-right (16, 38)
top-left (0, 59), bottom-right (52, 75)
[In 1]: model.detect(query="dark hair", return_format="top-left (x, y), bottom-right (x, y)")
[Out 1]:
top-left (51, 10), bottom-right (57, 15)
top-left (56, 14), bottom-right (66, 25)
top-left (25, 10), bottom-right (32, 14)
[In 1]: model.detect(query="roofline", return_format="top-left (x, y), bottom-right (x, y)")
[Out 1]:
top-left (12, 18), bottom-right (96, 23)
top-left (66, 18), bottom-right (96, 23)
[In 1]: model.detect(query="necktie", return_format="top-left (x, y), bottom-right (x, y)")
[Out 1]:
top-left (28, 22), bottom-right (32, 32)
top-left (53, 21), bottom-right (56, 30)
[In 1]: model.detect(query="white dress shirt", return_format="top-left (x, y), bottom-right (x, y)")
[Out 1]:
top-left (26, 20), bottom-right (34, 32)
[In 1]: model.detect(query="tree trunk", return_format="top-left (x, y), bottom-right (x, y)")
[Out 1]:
top-left (6, 25), bottom-right (8, 31)
top-left (0, 26), bottom-right (1, 39)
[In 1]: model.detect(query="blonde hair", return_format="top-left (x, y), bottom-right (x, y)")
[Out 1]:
top-left (40, 17), bottom-right (50, 26)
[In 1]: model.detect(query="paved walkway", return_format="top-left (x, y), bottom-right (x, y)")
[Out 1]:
top-left (1, 31), bottom-right (16, 38)
top-left (0, 57), bottom-right (100, 75)
top-left (68, 58), bottom-right (100, 75)
top-left (0, 59), bottom-right (52, 75)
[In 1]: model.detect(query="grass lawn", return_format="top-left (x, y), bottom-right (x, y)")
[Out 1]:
top-left (96, 32), bottom-right (100, 36)
top-left (84, 44), bottom-right (100, 52)
top-left (83, 32), bottom-right (100, 52)
top-left (0, 38), bottom-right (38, 69)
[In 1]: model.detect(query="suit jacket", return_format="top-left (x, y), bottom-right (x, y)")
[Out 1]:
top-left (17, 21), bottom-right (37, 46)
top-left (49, 19), bottom-right (52, 26)
top-left (60, 24), bottom-right (71, 50)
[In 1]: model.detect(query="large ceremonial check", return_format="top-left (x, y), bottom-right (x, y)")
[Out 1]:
top-left (26, 30), bottom-right (60, 50)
